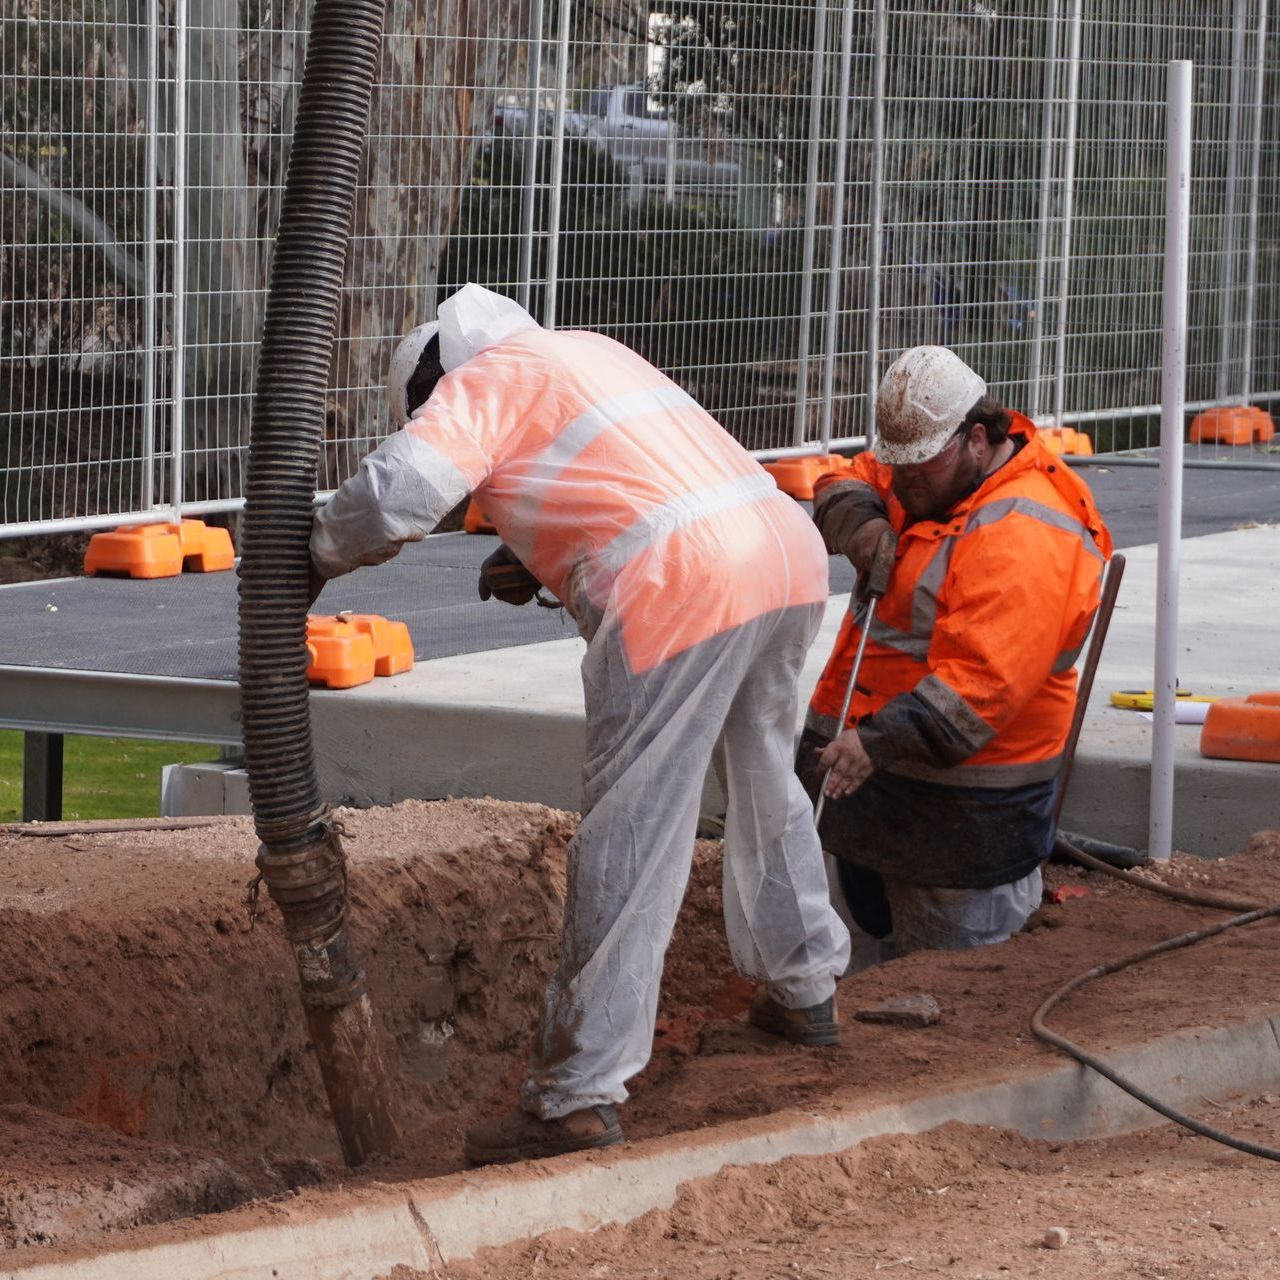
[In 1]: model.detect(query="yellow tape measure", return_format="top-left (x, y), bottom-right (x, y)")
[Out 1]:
top-left (1109, 689), bottom-right (1217, 712)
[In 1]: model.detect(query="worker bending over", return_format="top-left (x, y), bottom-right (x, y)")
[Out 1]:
top-left (311, 284), bottom-right (850, 1164)
top-left (801, 346), bottom-right (1112, 968)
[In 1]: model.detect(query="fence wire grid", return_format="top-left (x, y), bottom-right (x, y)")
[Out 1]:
top-left (2, 0), bottom-right (1279, 536)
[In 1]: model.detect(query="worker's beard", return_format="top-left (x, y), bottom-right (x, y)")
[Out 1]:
top-left (892, 448), bottom-right (985, 522)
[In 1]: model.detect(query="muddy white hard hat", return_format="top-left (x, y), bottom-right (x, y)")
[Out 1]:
top-left (387, 321), bottom-right (440, 427)
top-left (875, 346), bottom-right (987, 466)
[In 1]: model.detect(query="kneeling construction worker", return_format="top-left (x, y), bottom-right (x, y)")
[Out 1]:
top-left (310, 284), bottom-right (850, 1164)
top-left (800, 346), bottom-right (1112, 967)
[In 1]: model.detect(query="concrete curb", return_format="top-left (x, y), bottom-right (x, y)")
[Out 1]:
top-left (8, 1015), bottom-right (1279, 1280)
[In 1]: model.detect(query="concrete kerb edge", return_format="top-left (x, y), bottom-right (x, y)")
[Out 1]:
top-left (7, 1014), bottom-right (1279, 1280)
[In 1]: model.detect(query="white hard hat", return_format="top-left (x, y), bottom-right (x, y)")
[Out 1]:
top-left (387, 320), bottom-right (440, 426)
top-left (875, 346), bottom-right (987, 466)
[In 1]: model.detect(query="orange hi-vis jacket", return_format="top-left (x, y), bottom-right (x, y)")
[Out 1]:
top-left (312, 323), bottom-right (829, 673)
top-left (807, 414), bottom-right (1113, 787)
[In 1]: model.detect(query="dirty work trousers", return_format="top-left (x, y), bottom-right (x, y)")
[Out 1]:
top-left (829, 860), bottom-right (1043, 974)
top-left (521, 603), bottom-right (851, 1119)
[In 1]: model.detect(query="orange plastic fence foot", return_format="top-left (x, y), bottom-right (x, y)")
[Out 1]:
top-left (1040, 427), bottom-right (1094, 457)
top-left (1200, 692), bottom-right (1280, 764)
top-left (84, 519), bottom-right (235, 579)
top-left (306, 614), bottom-right (414, 689)
top-left (761, 454), bottom-right (849, 500)
top-left (1189, 405), bottom-right (1275, 446)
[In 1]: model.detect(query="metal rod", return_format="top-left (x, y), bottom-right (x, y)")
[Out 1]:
top-left (865, 0), bottom-right (887, 450)
top-left (792, 0), bottom-right (829, 448)
top-left (1027, 0), bottom-right (1061, 422)
top-left (141, 0), bottom-right (160, 511)
top-left (517, 0), bottom-right (546, 312)
top-left (1238, 0), bottom-right (1268, 404)
top-left (1051, 0), bottom-right (1084, 430)
top-left (542, 0), bottom-right (572, 329)
top-left (1149, 60), bottom-right (1192, 864)
top-left (814, 593), bottom-right (875, 828)
top-left (170, 0), bottom-right (188, 519)
top-left (1215, 0), bottom-right (1248, 404)
top-left (818, 0), bottom-right (857, 451)
top-left (1053, 554), bottom-right (1126, 828)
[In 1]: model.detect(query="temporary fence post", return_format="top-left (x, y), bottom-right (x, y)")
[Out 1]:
top-left (141, 0), bottom-right (160, 510)
top-left (170, 0), bottom-right (188, 518)
top-left (1150, 60), bottom-right (1192, 865)
top-left (1239, 0), bottom-right (1268, 404)
top-left (1027, 0), bottom-right (1061, 422)
top-left (1215, 0), bottom-right (1248, 404)
top-left (1050, 0), bottom-right (1082, 431)
top-left (818, 0), bottom-right (857, 451)
top-left (792, 0), bottom-right (828, 448)
top-left (517, 0), bottom-right (545, 311)
top-left (865, 0), bottom-right (886, 450)
top-left (542, 0), bottom-right (572, 329)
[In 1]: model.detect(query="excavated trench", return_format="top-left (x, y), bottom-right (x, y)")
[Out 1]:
top-left (1, 799), bottom-right (1278, 1260)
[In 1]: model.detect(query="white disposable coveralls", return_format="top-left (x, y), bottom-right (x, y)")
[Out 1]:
top-left (312, 285), bottom-right (851, 1117)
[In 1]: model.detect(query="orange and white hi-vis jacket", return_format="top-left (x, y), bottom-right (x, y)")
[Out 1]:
top-left (807, 414), bottom-right (1113, 787)
top-left (312, 308), bottom-right (829, 673)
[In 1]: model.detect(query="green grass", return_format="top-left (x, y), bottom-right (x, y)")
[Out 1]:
top-left (0, 731), bottom-right (223, 822)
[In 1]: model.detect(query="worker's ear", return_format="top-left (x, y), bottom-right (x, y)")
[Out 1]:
top-left (965, 422), bottom-right (990, 454)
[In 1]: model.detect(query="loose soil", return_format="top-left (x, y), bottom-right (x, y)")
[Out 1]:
top-left (1, 799), bottom-right (1278, 1273)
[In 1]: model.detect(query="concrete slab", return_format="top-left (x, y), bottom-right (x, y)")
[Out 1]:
top-left (6, 1012), bottom-right (1279, 1279)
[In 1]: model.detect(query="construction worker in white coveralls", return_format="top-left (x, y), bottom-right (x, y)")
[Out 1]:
top-left (309, 284), bottom-right (851, 1165)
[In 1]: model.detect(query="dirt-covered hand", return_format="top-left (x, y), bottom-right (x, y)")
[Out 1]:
top-left (478, 543), bottom-right (543, 606)
top-left (818, 729), bottom-right (874, 800)
top-left (863, 526), bottom-right (898, 600)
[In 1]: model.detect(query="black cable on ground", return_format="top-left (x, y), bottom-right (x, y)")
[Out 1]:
top-left (1033, 839), bottom-right (1280, 1161)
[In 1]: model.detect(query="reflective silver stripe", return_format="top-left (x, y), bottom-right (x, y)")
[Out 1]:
top-left (804, 705), bottom-right (1061, 788)
top-left (507, 385), bottom-right (699, 528)
top-left (915, 673), bottom-right (994, 754)
top-left (866, 613), bottom-right (931, 660)
top-left (911, 537), bottom-right (956, 639)
top-left (884, 754), bottom-right (1064, 789)
top-left (591, 470), bottom-right (782, 581)
top-left (966, 496), bottom-right (1105, 560)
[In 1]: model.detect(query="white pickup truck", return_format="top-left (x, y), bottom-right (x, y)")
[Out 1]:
top-left (578, 83), bottom-right (742, 203)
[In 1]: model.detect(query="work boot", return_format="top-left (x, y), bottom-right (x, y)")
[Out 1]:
top-left (463, 1104), bottom-right (623, 1166)
top-left (748, 989), bottom-right (840, 1047)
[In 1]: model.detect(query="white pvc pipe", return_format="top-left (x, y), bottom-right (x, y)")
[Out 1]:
top-left (865, 0), bottom-right (886, 450)
top-left (542, 0), bottom-right (572, 330)
top-left (1027, 0), bottom-right (1061, 422)
top-left (818, 0), bottom-right (857, 451)
top-left (1238, 0), bottom-right (1268, 404)
top-left (792, 0), bottom-right (829, 448)
top-left (1149, 60), bottom-right (1192, 865)
top-left (517, 0), bottom-right (545, 312)
top-left (1051, 0), bottom-right (1083, 431)
top-left (170, 0), bottom-right (188, 518)
top-left (141, 0), bottom-right (160, 510)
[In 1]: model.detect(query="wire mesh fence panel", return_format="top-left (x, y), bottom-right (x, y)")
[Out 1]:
top-left (4, 0), bottom-right (1280, 539)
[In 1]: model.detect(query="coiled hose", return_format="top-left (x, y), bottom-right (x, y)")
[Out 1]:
top-left (237, 0), bottom-right (399, 1165)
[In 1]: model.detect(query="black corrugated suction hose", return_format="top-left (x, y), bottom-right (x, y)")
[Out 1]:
top-left (237, 0), bottom-right (399, 1165)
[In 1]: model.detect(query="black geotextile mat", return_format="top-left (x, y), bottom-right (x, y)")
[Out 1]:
top-left (0, 534), bottom-right (858, 683)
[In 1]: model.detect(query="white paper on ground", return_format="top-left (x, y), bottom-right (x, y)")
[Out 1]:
top-left (1136, 701), bottom-right (1213, 725)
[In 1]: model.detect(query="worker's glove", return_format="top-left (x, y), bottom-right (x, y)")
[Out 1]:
top-left (478, 543), bottom-right (544, 607)
top-left (855, 527), bottom-right (898, 603)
